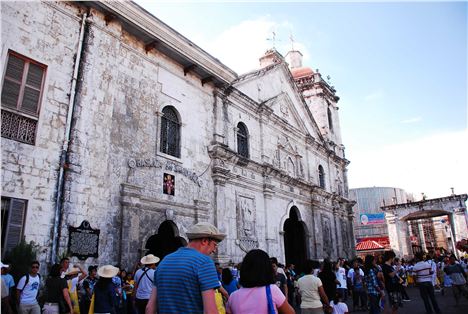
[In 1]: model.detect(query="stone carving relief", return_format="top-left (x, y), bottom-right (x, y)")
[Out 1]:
top-left (341, 219), bottom-right (349, 256)
top-left (236, 193), bottom-right (259, 252)
top-left (321, 214), bottom-right (333, 257)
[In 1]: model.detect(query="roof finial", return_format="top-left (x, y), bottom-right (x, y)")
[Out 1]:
top-left (266, 31), bottom-right (281, 49)
top-left (289, 32), bottom-right (295, 51)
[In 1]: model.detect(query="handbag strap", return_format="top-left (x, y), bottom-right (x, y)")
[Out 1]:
top-left (265, 285), bottom-right (275, 314)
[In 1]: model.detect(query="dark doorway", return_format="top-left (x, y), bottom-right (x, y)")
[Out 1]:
top-left (283, 207), bottom-right (307, 272)
top-left (145, 220), bottom-right (186, 260)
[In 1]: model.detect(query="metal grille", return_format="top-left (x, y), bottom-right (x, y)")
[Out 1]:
top-left (1, 110), bottom-right (37, 145)
top-left (237, 123), bottom-right (249, 158)
top-left (160, 107), bottom-right (180, 158)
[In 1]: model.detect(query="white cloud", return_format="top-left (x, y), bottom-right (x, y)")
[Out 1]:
top-left (196, 17), bottom-right (311, 74)
top-left (348, 129), bottom-right (468, 200)
top-left (400, 117), bottom-right (422, 124)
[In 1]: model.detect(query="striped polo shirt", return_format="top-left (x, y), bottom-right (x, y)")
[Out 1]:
top-left (413, 261), bottom-right (433, 283)
top-left (154, 247), bottom-right (220, 313)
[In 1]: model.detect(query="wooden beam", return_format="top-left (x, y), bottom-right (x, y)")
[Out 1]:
top-left (201, 76), bottom-right (213, 86)
top-left (183, 64), bottom-right (197, 76)
top-left (145, 41), bottom-right (158, 53)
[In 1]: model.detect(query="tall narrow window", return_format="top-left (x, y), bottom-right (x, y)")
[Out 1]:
top-left (160, 106), bottom-right (181, 158)
top-left (237, 122), bottom-right (249, 158)
top-left (327, 107), bottom-right (334, 133)
top-left (1, 51), bottom-right (46, 145)
top-left (318, 165), bottom-right (326, 189)
top-left (1, 197), bottom-right (27, 255)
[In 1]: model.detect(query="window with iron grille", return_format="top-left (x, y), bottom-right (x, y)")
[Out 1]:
top-left (1, 51), bottom-right (46, 145)
top-left (1, 197), bottom-right (27, 255)
top-left (237, 122), bottom-right (249, 158)
top-left (318, 165), bottom-right (326, 189)
top-left (160, 106), bottom-right (181, 158)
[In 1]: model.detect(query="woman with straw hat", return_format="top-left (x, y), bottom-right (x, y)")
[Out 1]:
top-left (92, 265), bottom-right (119, 314)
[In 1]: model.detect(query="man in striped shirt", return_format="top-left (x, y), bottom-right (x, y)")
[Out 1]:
top-left (146, 222), bottom-right (225, 314)
top-left (412, 252), bottom-right (441, 314)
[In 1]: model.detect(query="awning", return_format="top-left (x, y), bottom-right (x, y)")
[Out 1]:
top-left (356, 240), bottom-right (384, 251)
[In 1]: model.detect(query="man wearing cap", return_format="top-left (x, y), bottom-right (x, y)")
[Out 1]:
top-left (134, 254), bottom-right (159, 314)
top-left (146, 221), bottom-right (225, 314)
top-left (1, 262), bottom-right (14, 314)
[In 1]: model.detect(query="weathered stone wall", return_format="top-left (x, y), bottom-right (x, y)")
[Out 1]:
top-left (60, 6), bottom-right (216, 266)
top-left (1, 1), bottom-right (82, 263)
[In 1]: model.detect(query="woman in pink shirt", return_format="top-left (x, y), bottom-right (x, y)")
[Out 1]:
top-left (226, 249), bottom-right (295, 314)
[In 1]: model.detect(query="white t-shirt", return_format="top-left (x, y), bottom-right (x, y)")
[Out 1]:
top-left (297, 274), bottom-right (323, 309)
top-left (134, 267), bottom-right (155, 299)
top-left (331, 300), bottom-right (348, 314)
top-left (17, 274), bottom-right (40, 305)
top-left (336, 267), bottom-right (347, 289)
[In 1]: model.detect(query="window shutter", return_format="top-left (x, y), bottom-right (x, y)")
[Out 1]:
top-left (21, 64), bottom-right (44, 115)
top-left (4, 199), bottom-right (26, 253)
top-left (1, 55), bottom-right (25, 109)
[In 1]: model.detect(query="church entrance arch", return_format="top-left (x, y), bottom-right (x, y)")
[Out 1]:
top-left (283, 206), bottom-right (308, 272)
top-left (145, 220), bottom-right (186, 260)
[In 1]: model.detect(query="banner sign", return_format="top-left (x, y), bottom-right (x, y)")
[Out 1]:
top-left (360, 213), bottom-right (385, 225)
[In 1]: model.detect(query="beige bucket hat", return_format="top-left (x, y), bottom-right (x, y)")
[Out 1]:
top-left (97, 265), bottom-right (119, 278)
top-left (140, 254), bottom-right (160, 265)
top-left (186, 222), bottom-right (226, 242)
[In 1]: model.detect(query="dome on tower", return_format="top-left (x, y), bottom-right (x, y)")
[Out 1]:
top-left (291, 66), bottom-right (314, 78)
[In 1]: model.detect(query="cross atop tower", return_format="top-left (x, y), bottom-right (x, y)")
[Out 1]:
top-left (289, 33), bottom-right (295, 51)
top-left (266, 31), bottom-right (281, 48)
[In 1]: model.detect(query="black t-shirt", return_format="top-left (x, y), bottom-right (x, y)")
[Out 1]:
top-left (275, 273), bottom-right (287, 295)
top-left (382, 263), bottom-right (398, 292)
top-left (45, 277), bottom-right (68, 303)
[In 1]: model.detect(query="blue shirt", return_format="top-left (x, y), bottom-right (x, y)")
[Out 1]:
top-left (1, 274), bottom-right (15, 289)
top-left (364, 268), bottom-right (380, 296)
top-left (222, 279), bottom-right (238, 295)
top-left (94, 281), bottom-right (117, 313)
top-left (154, 247), bottom-right (220, 314)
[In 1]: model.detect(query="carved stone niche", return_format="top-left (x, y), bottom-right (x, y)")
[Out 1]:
top-left (236, 192), bottom-right (259, 252)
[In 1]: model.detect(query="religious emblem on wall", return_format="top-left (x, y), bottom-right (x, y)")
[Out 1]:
top-left (236, 193), bottom-right (259, 252)
top-left (321, 215), bottom-right (333, 257)
top-left (163, 173), bottom-right (175, 195)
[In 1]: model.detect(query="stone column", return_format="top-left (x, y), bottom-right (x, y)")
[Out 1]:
top-left (263, 176), bottom-right (276, 253)
top-left (386, 212), bottom-right (401, 255)
top-left (333, 207), bottom-right (340, 259)
top-left (417, 220), bottom-right (427, 252)
top-left (119, 183), bottom-right (143, 268)
top-left (448, 213), bottom-right (459, 256)
top-left (211, 158), bottom-right (231, 263)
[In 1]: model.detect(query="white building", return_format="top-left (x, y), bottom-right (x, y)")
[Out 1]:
top-left (1, 1), bottom-right (354, 269)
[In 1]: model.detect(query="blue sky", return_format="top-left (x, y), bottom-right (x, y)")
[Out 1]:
top-left (135, 0), bottom-right (467, 199)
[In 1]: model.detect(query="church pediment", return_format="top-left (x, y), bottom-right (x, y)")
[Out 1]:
top-left (264, 92), bottom-right (309, 134)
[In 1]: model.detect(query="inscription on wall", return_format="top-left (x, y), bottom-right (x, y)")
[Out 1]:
top-left (128, 157), bottom-right (203, 186)
top-left (68, 220), bottom-right (100, 260)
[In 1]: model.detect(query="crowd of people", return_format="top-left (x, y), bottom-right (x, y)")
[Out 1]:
top-left (1, 221), bottom-right (468, 314)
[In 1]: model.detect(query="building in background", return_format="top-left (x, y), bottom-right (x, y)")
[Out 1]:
top-left (349, 187), bottom-right (413, 256)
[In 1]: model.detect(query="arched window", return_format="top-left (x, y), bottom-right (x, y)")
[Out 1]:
top-left (160, 106), bottom-right (180, 158)
top-left (318, 165), bottom-right (325, 189)
top-left (237, 122), bottom-right (249, 158)
top-left (327, 107), bottom-right (334, 133)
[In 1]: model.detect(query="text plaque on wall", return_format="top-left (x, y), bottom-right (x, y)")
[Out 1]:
top-left (68, 220), bottom-right (100, 260)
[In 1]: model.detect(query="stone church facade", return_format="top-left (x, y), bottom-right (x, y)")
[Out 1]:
top-left (1, 1), bottom-right (354, 269)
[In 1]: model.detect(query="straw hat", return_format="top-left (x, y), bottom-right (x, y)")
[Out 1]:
top-left (140, 254), bottom-right (160, 265)
top-left (0, 262), bottom-right (9, 268)
top-left (65, 267), bottom-right (81, 276)
top-left (97, 265), bottom-right (119, 278)
top-left (186, 222), bottom-right (226, 242)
